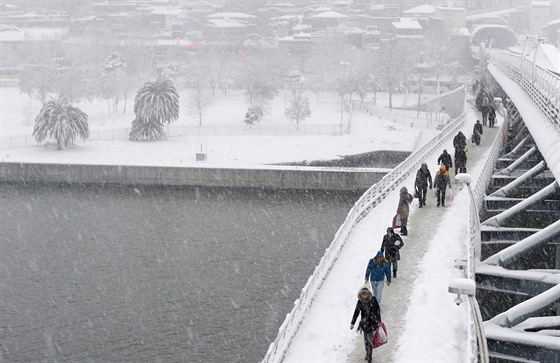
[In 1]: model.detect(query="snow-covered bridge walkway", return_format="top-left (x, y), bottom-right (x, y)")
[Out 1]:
top-left (277, 99), bottom-right (501, 362)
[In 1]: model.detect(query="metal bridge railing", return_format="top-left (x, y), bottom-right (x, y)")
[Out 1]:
top-left (488, 49), bottom-right (560, 131)
top-left (262, 111), bottom-right (466, 363)
top-left (464, 108), bottom-right (506, 362)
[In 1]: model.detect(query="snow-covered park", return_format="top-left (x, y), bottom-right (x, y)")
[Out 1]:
top-left (1, 87), bottom-right (442, 166)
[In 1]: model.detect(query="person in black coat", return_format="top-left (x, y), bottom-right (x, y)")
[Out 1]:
top-left (455, 147), bottom-right (467, 174)
top-left (414, 162), bottom-right (432, 207)
top-left (481, 97), bottom-right (490, 126)
top-left (437, 149), bottom-right (453, 172)
top-left (475, 89), bottom-right (485, 111)
top-left (381, 227), bottom-right (404, 278)
top-left (351, 285), bottom-right (381, 363)
top-left (453, 131), bottom-right (467, 151)
top-left (488, 105), bottom-right (496, 127)
top-left (472, 120), bottom-right (483, 145)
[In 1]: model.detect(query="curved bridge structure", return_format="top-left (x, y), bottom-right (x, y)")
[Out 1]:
top-left (472, 47), bottom-right (560, 361)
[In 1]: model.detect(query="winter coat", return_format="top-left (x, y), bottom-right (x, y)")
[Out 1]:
top-left (438, 152), bottom-right (453, 169)
top-left (488, 106), bottom-right (496, 121)
top-left (475, 91), bottom-right (485, 110)
top-left (481, 98), bottom-right (490, 116)
top-left (455, 148), bottom-right (467, 168)
top-left (414, 167), bottom-right (432, 189)
top-left (396, 187), bottom-right (413, 219)
top-left (474, 122), bottom-right (483, 136)
top-left (365, 251), bottom-right (392, 283)
top-left (351, 287), bottom-right (381, 334)
top-left (453, 132), bottom-right (467, 151)
top-left (381, 233), bottom-right (404, 262)
top-left (433, 168), bottom-right (451, 190)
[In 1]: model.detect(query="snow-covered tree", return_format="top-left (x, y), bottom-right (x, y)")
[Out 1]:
top-left (19, 65), bottom-right (56, 105)
top-left (236, 51), bottom-right (285, 113)
top-left (99, 51), bottom-right (127, 115)
top-left (423, 25), bottom-right (462, 95)
top-left (160, 63), bottom-right (181, 81)
top-left (129, 76), bottom-right (179, 141)
top-left (284, 91), bottom-right (311, 130)
top-left (245, 105), bottom-right (263, 126)
top-left (32, 96), bottom-right (89, 150)
top-left (376, 41), bottom-right (413, 108)
top-left (187, 87), bottom-right (213, 126)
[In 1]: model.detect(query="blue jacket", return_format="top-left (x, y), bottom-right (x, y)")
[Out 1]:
top-left (365, 251), bottom-right (392, 283)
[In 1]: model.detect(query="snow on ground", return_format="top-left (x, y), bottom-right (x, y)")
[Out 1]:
top-left (283, 96), bottom-right (501, 362)
top-left (1, 88), bottom-right (439, 166)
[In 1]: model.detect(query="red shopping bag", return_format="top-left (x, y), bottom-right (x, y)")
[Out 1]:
top-left (392, 214), bottom-right (401, 229)
top-left (373, 322), bottom-right (388, 348)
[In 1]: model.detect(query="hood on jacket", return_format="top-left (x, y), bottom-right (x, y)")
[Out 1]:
top-left (375, 250), bottom-right (384, 259)
top-left (358, 285), bottom-right (373, 301)
top-left (400, 186), bottom-right (408, 193)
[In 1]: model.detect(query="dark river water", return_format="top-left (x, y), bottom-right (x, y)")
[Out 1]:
top-left (0, 182), bottom-right (357, 362)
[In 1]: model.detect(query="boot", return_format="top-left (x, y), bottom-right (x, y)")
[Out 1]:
top-left (393, 270), bottom-right (397, 278)
top-left (401, 226), bottom-right (407, 236)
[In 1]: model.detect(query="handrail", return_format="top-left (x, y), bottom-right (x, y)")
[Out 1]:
top-left (464, 109), bottom-right (506, 362)
top-left (488, 48), bottom-right (560, 131)
top-left (262, 109), bottom-right (466, 363)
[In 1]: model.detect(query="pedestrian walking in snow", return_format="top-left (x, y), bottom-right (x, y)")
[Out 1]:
top-left (414, 163), bottom-right (432, 208)
top-left (453, 131), bottom-right (467, 152)
top-left (488, 105), bottom-right (496, 127)
top-left (475, 88), bottom-right (484, 111)
top-left (396, 186), bottom-right (413, 235)
top-left (454, 147), bottom-right (467, 175)
top-left (365, 250), bottom-right (391, 304)
top-left (381, 227), bottom-right (404, 278)
top-left (437, 149), bottom-right (453, 172)
top-left (472, 120), bottom-right (483, 145)
top-left (434, 164), bottom-right (451, 207)
top-left (481, 97), bottom-right (490, 126)
top-left (350, 285), bottom-right (381, 363)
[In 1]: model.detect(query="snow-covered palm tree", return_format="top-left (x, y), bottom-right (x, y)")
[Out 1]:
top-left (129, 76), bottom-right (179, 141)
top-left (32, 97), bottom-right (89, 150)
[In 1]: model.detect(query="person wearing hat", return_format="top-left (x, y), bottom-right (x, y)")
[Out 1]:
top-left (414, 163), bottom-right (432, 208)
top-left (396, 186), bottom-right (413, 235)
top-left (433, 164), bottom-right (451, 207)
top-left (437, 149), bottom-right (453, 172)
top-left (350, 284), bottom-right (381, 363)
top-left (381, 227), bottom-right (404, 278)
top-left (364, 250), bottom-right (391, 304)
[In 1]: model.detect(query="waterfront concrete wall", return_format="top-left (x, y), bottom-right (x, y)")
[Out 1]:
top-left (0, 162), bottom-right (388, 192)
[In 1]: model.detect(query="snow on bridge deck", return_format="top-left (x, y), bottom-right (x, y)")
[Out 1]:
top-left (282, 99), bottom-right (502, 362)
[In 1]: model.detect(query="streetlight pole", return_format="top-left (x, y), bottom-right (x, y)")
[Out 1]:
top-left (417, 53), bottom-right (424, 117)
top-left (339, 61), bottom-right (349, 135)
